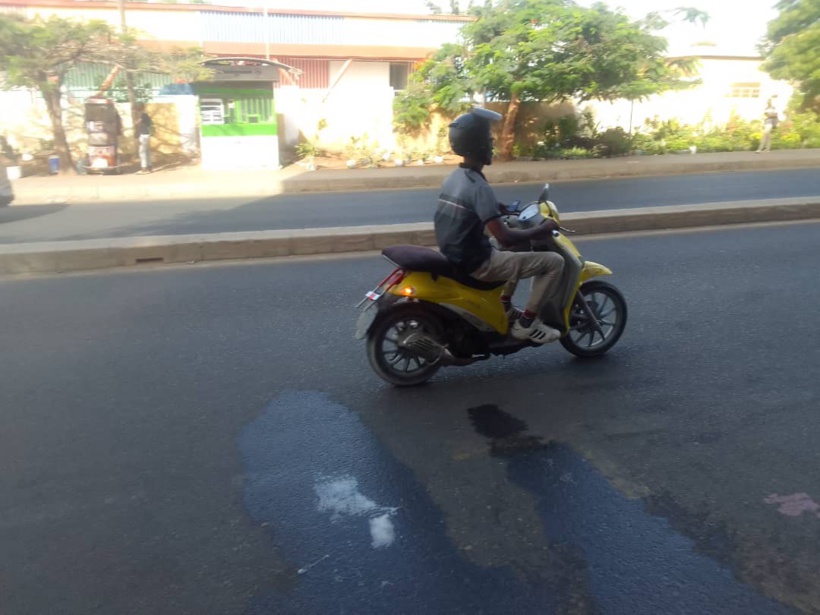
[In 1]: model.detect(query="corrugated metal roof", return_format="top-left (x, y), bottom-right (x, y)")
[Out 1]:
top-left (64, 63), bottom-right (173, 100)
top-left (65, 64), bottom-right (173, 89)
top-left (201, 11), bottom-right (342, 45)
top-left (200, 12), bottom-right (463, 48)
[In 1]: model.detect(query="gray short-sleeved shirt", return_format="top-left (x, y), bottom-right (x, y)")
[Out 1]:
top-left (434, 166), bottom-right (501, 273)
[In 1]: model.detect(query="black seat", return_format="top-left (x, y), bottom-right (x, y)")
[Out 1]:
top-left (382, 245), bottom-right (504, 291)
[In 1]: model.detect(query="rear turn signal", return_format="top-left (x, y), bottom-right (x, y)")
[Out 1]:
top-left (401, 286), bottom-right (416, 297)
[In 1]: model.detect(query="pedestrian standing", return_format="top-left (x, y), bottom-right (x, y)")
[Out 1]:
top-left (756, 96), bottom-right (780, 153)
top-left (136, 104), bottom-right (153, 174)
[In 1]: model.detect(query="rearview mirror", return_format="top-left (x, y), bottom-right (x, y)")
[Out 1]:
top-left (538, 183), bottom-right (550, 203)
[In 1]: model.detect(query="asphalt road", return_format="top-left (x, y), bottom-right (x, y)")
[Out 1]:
top-left (2, 222), bottom-right (820, 614)
top-left (1, 167), bottom-right (819, 244)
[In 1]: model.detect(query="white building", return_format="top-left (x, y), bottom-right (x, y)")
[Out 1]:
top-left (0, 0), bottom-right (472, 158)
top-left (588, 44), bottom-right (794, 133)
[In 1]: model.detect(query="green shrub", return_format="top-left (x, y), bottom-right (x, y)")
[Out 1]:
top-left (594, 128), bottom-right (632, 157)
top-left (782, 111), bottom-right (820, 146)
top-left (512, 143), bottom-right (536, 158)
top-left (524, 110), bottom-right (820, 159)
top-left (772, 132), bottom-right (803, 149)
top-left (393, 83), bottom-right (432, 134)
top-left (344, 134), bottom-right (381, 167)
top-left (541, 113), bottom-right (583, 150)
top-left (558, 147), bottom-right (597, 159)
top-left (295, 142), bottom-right (317, 159)
top-left (631, 132), bottom-right (664, 155)
top-left (804, 134), bottom-right (820, 148)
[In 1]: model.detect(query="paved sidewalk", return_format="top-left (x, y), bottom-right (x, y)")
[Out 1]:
top-left (7, 149), bottom-right (820, 206)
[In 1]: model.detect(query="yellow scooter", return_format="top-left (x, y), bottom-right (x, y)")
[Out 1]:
top-left (355, 184), bottom-right (627, 386)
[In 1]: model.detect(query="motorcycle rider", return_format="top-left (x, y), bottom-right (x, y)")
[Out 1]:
top-left (434, 107), bottom-right (565, 344)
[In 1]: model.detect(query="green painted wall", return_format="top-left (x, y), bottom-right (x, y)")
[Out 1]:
top-left (201, 124), bottom-right (278, 137)
top-left (196, 83), bottom-right (277, 139)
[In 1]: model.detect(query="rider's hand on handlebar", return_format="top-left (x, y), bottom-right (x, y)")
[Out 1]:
top-left (537, 218), bottom-right (560, 234)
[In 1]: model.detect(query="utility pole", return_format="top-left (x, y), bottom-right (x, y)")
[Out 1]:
top-left (263, 0), bottom-right (270, 60)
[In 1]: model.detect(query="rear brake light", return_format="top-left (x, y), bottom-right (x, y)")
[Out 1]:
top-left (383, 268), bottom-right (407, 291)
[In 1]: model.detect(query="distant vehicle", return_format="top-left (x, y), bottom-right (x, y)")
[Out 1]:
top-left (0, 164), bottom-right (14, 207)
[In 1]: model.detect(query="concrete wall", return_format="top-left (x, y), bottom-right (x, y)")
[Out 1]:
top-left (0, 90), bottom-right (189, 165)
top-left (329, 61), bottom-right (390, 93)
top-left (201, 135), bottom-right (279, 171)
top-left (277, 61), bottom-right (397, 157)
top-left (153, 96), bottom-right (199, 157)
top-left (588, 58), bottom-right (794, 133)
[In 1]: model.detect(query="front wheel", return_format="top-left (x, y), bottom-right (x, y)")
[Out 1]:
top-left (561, 281), bottom-right (627, 358)
top-left (366, 304), bottom-right (444, 387)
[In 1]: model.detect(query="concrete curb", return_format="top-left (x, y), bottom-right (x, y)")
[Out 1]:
top-left (9, 152), bottom-right (820, 204)
top-left (1, 197), bottom-right (818, 275)
top-left (280, 156), bottom-right (820, 195)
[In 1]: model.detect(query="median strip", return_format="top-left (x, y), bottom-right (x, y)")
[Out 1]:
top-left (1, 197), bottom-right (818, 275)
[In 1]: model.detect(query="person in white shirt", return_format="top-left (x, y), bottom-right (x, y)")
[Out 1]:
top-left (756, 96), bottom-right (782, 153)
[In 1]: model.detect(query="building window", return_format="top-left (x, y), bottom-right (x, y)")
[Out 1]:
top-left (200, 99), bottom-right (225, 125)
top-left (390, 63), bottom-right (410, 91)
top-left (727, 83), bottom-right (761, 98)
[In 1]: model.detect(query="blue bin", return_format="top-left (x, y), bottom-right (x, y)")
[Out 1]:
top-left (48, 155), bottom-right (59, 175)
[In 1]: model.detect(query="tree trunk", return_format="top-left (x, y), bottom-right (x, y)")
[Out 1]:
top-left (118, 0), bottom-right (139, 161)
top-left (498, 90), bottom-right (520, 161)
top-left (125, 70), bottom-right (139, 160)
top-left (42, 87), bottom-right (75, 175)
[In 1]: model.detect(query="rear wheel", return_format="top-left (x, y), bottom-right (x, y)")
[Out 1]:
top-left (560, 281), bottom-right (627, 358)
top-left (366, 304), bottom-right (444, 387)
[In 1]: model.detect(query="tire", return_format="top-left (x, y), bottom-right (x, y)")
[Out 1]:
top-left (366, 304), bottom-right (444, 387)
top-left (560, 280), bottom-right (627, 358)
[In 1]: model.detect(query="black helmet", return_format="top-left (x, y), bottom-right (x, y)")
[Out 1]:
top-left (449, 107), bottom-right (503, 166)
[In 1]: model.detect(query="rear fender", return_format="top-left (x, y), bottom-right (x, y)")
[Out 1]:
top-left (387, 272), bottom-right (507, 334)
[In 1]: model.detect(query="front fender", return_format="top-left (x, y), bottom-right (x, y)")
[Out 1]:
top-left (580, 261), bottom-right (612, 283)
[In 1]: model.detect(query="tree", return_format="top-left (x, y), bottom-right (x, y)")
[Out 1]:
top-left (400, 0), bottom-right (705, 159)
top-left (426, 0), bottom-right (472, 14)
top-left (0, 15), bottom-right (114, 173)
top-left (98, 28), bottom-right (213, 150)
top-left (762, 0), bottom-right (820, 110)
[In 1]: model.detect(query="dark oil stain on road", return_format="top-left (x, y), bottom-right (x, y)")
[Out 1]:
top-left (468, 403), bottom-right (794, 615)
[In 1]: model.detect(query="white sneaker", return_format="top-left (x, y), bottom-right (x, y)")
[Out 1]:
top-left (510, 319), bottom-right (561, 345)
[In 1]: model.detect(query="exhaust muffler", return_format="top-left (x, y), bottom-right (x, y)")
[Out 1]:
top-left (399, 332), bottom-right (473, 366)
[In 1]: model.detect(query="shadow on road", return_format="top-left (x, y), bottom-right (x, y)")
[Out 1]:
top-left (81, 190), bottom-right (437, 241)
top-left (0, 204), bottom-right (68, 226)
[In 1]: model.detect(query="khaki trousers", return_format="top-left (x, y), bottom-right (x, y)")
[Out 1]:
top-left (470, 249), bottom-right (565, 314)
